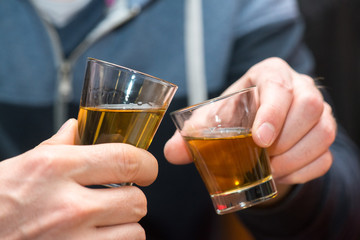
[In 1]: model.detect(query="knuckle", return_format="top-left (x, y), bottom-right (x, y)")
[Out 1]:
top-left (262, 57), bottom-right (288, 67)
top-left (291, 152), bottom-right (333, 184)
top-left (318, 152), bottom-right (333, 177)
top-left (25, 146), bottom-right (60, 176)
top-left (46, 195), bottom-right (95, 228)
top-left (138, 228), bottom-right (146, 240)
top-left (59, 198), bottom-right (94, 224)
top-left (60, 201), bottom-right (85, 220)
top-left (320, 116), bottom-right (337, 147)
top-left (120, 223), bottom-right (146, 240)
top-left (300, 74), bottom-right (316, 85)
top-left (299, 91), bottom-right (324, 118)
top-left (131, 188), bottom-right (148, 220)
top-left (248, 57), bottom-right (294, 93)
top-left (112, 145), bottom-right (142, 183)
top-left (267, 76), bottom-right (294, 93)
top-left (136, 225), bottom-right (146, 240)
top-left (262, 57), bottom-right (292, 75)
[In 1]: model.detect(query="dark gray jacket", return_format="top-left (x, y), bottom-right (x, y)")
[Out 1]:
top-left (0, 0), bottom-right (359, 239)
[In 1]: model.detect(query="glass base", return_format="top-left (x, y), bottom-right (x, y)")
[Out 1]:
top-left (211, 178), bottom-right (277, 215)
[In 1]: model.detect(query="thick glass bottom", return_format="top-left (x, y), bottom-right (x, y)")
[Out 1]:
top-left (211, 178), bottom-right (277, 215)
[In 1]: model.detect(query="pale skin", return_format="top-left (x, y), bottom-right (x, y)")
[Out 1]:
top-left (0, 57), bottom-right (336, 239)
top-left (2, 1), bottom-right (335, 239)
top-left (0, 119), bottom-right (158, 240)
top-left (1, 0), bottom-right (156, 238)
top-left (164, 57), bottom-right (336, 205)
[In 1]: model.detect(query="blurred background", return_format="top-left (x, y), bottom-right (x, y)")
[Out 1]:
top-left (298, 0), bottom-right (360, 146)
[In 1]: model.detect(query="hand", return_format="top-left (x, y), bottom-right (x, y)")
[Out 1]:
top-left (164, 57), bottom-right (336, 202)
top-left (0, 119), bottom-right (158, 240)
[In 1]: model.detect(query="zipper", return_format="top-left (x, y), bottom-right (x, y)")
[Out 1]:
top-left (55, 60), bottom-right (73, 129)
top-left (32, 0), bottom-right (146, 131)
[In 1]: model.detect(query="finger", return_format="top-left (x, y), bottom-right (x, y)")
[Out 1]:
top-left (93, 223), bottom-right (145, 240)
top-left (270, 103), bottom-right (336, 178)
top-left (40, 119), bottom-right (78, 146)
top-left (74, 143), bottom-right (158, 186)
top-left (248, 59), bottom-right (295, 147)
top-left (87, 186), bottom-right (147, 227)
top-left (24, 185), bottom-right (147, 238)
top-left (275, 150), bottom-right (333, 184)
top-left (269, 75), bottom-right (324, 155)
top-left (33, 143), bottom-right (158, 187)
top-left (164, 131), bottom-right (193, 165)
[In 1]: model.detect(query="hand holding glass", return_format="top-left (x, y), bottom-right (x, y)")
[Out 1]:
top-left (171, 86), bottom-right (277, 214)
top-left (77, 58), bottom-right (177, 187)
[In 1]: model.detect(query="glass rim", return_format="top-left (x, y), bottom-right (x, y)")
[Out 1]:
top-left (87, 57), bottom-right (178, 88)
top-left (170, 85), bottom-right (256, 116)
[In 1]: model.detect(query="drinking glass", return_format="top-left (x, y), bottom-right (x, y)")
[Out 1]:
top-left (77, 58), bottom-right (177, 187)
top-left (170, 86), bottom-right (277, 214)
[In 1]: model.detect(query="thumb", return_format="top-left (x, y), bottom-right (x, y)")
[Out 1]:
top-left (40, 119), bottom-right (79, 146)
top-left (164, 131), bottom-right (193, 165)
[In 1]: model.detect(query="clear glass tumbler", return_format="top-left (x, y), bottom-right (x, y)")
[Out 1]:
top-left (78, 58), bottom-right (177, 187)
top-left (171, 86), bottom-right (277, 214)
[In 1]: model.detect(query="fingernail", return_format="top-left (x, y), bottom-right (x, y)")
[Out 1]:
top-left (256, 122), bottom-right (275, 146)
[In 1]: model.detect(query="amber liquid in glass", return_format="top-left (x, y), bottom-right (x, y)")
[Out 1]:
top-left (184, 128), bottom-right (271, 196)
top-left (78, 104), bottom-right (165, 149)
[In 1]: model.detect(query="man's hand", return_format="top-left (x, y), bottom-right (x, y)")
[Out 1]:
top-left (164, 57), bottom-right (336, 202)
top-left (0, 119), bottom-right (158, 240)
